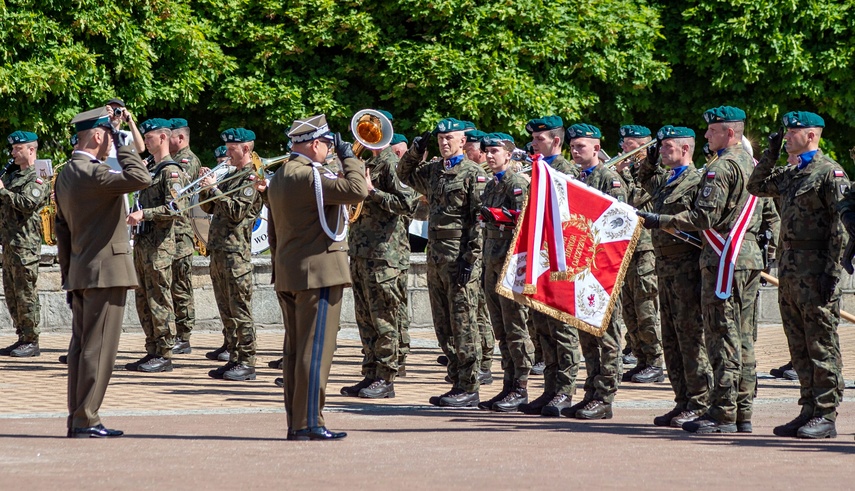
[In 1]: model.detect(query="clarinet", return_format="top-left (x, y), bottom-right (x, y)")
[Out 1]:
top-left (0, 158), bottom-right (15, 180)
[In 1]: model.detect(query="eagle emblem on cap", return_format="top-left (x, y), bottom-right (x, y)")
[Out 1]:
top-left (438, 122), bottom-right (446, 132)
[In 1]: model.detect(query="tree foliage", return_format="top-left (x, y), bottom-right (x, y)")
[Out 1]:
top-left (1, 0), bottom-right (855, 170)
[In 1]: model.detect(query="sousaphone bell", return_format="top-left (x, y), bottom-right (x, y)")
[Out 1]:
top-left (348, 109), bottom-right (393, 222)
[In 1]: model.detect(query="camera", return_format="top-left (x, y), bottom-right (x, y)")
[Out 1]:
top-left (113, 107), bottom-right (124, 119)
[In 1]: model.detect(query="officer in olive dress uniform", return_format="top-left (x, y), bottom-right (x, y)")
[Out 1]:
top-left (0, 131), bottom-right (49, 358)
top-left (518, 115), bottom-right (584, 417)
top-left (398, 118), bottom-right (487, 408)
top-left (638, 106), bottom-right (764, 434)
top-left (124, 118), bottom-right (187, 373)
top-left (167, 118), bottom-right (200, 353)
top-left (340, 114), bottom-right (419, 399)
top-left (637, 126), bottom-right (713, 428)
top-left (750, 111), bottom-right (849, 439)
top-left (57, 108), bottom-right (151, 437)
top-left (261, 114), bottom-right (367, 440)
top-left (614, 125), bottom-right (665, 384)
top-left (561, 123), bottom-right (626, 420)
top-left (202, 128), bottom-right (263, 381)
top-left (476, 133), bottom-right (535, 412)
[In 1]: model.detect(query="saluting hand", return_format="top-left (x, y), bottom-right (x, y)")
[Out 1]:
top-left (412, 130), bottom-right (431, 157)
top-left (767, 126), bottom-right (785, 160)
top-left (646, 140), bottom-right (661, 166)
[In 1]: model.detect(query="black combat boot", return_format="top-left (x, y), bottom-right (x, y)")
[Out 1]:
top-left (478, 380), bottom-right (512, 411)
top-left (769, 361), bottom-right (793, 378)
top-left (653, 405), bottom-right (684, 427)
top-left (268, 357), bottom-right (283, 369)
top-left (438, 388), bottom-right (479, 407)
top-left (518, 391), bottom-right (555, 415)
top-left (796, 417), bottom-right (837, 439)
top-left (671, 409), bottom-right (704, 428)
top-left (137, 357), bottom-right (173, 373)
top-left (172, 340), bottom-right (191, 355)
top-left (340, 377), bottom-right (373, 397)
top-left (478, 369), bottom-right (493, 385)
top-left (359, 379), bottom-right (395, 399)
top-left (621, 346), bottom-right (637, 366)
top-left (125, 354), bottom-right (155, 371)
top-left (621, 363), bottom-right (647, 382)
top-left (737, 421), bottom-right (753, 433)
top-left (208, 361), bottom-right (237, 379)
top-left (682, 414), bottom-right (736, 434)
top-left (561, 396), bottom-right (594, 417)
top-left (0, 340), bottom-right (24, 356)
top-left (632, 365), bottom-right (665, 383)
top-left (575, 400), bottom-right (613, 420)
top-left (10, 342), bottom-right (40, 357)
top-left (493, 381), bottom-right (529, 413)
top-left (59, 355), bottom-right (68, 364)
top-left (541, 393), bottom-right (573, 417)
top-left (274, 377), bottom-right (284, 388)
top-left (772, 413), bottom-right (812, 437)
top-left (530, 362), bottom-right (545, 375)
top-left (205, 345), bottom-right (230, 361)
top-left (222, 364), bottom-right (256, 381)
top-left (437, 355), bottom-right (449, 366)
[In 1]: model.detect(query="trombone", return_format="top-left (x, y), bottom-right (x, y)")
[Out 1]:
top-left (169, 152), bottom-right (290, 213)
top-left (347, 109), bottom-right (393, 222)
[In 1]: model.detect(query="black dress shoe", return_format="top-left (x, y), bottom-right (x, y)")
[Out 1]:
top-left (653, 405), bottom-right (684, 427)
top-left (632, 365), bottom-right (665, 383)
top-left (10, 342), bottom-right (40, 357)
top-left (358, 379), bottom-right (395, 399)
top-left (437, 355), bottom-right (449, 366)
top-left (125, 354), bottom-right (155, 371)
top-left (268, 357), bottom-right (283, 369)
top-left (340, 377), bottom-right (373, 397)
top-left (172, 340), bottom-right (191, 355)
top-left (0, 340), bottom-right (24, 356)
top-left (530, 362), bottom-right (545, 375)
top-left (137, 357), bottom-right (173, 373)
top-left (69, 424), bottom-right (124, 438)
top-left (222, 364), bottom-right (256, 381)
top-left (208, 362), bottom-right (237, 379)
top-left (274, 377), bottom-right (284, 388)
top-left (290, 426), bottom-right (347, 441)
top-left (797, 417), bottom-right (837, 439)
top-left (773, 414), bottom-right (812, 437)
top-left (59, 355), bottom-right (68, 364)
top-left (205, 345), bottom-right (229, 361)
top-left (682, 414), bottom-right (736, 434)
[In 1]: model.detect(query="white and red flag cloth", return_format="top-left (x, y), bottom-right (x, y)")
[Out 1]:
top-left (497, 155), bottom-right (642, 336)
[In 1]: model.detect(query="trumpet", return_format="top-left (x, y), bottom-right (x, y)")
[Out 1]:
top-left (171, 159), bottom-right (234, 202)
top-left (602, 139), bottom-right (657, 170)
top-left (170, 152), bottom-right (289, 213)
top-left (348, 109), bottom-right (393, 222)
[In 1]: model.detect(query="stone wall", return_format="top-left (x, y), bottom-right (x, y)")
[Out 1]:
top-left (2, 248), bottom-right (852, 334)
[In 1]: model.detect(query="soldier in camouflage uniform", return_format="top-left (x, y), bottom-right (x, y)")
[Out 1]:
top-left (0, 131), bottom-right (49, 358)
top-left (749, 111), bottom-right (848, 439)
top-left (638, 126), bottom-right (713, 428)
top-left (614, 125), bottom-right (665, 384)
top-left (125, 119), bottom-right (187, 373)
top-left (167, 118), bottom-right (199, 354)
top-left (340, 130), bottom-right (418, 399)
top-left (399, 117), bottom-right (487, 407)
top-left (202, 128), bottom-right (264, 381)
top-left (562, 123), bottom-right (625, 420)
top-left (639, 106), bottom-right (764, 434)
top-left (518, 116), bottom-right (583, 417)
top-left (476, 133), bottom-right (535, 412)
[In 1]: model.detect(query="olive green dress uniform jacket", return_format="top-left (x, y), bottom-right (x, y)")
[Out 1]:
top-left (266, 152), bottom-right (368, 432)
top-left (55, 146), bottom-right (151, 430)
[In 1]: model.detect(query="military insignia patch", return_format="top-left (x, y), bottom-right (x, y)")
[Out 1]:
top-left (611, 180), bottom-right (621, 188)
top-left (834, 170), bottom-right (845, 178)
top-left (707, 171), bottom-right (716, 179)
top-left (31, 188), bottom-right (41, 198)
top-left (841, 184), bottom-right (849, 194)
top-left (181, 159), bottom-right (189, 163)
top-left (171, 172), bottom-right (179, 178)
top-left (702, 185), bottom-right (713, 197)
top-left (35, 178), bottom-right (43, 184)
top-left (514, 188), bottom-right (523, 195)
top-left (323, 171), bottom-right (338, 179)
top-left (477, 176), bottom-right (486, 183)
top-left (243, 187), bottom-right (253, 197)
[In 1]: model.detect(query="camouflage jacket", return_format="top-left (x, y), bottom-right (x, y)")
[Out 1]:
top-left (136, 156), bottom-right (186, 268)
top-left (661, 143), bottom-right (763, 271)
top-left (577, 163), bottom-right (627, 202)
top-left (348, 146), bottom-right (419, 269)
top-left (748, 149), bottom-right (848, 277)
top-left (619, 159), bottom-right (654, 252)
top-left (171, 146), bottom-right (202, 257)
top-left (398, 148), bottom-right (487, 265)
top-left (0, 165), bottom-right (49, 250)
top-left (545, 154), bottom-right (580, 178)
top-left (200, 164), bottom-right (263, 260)
top-left (480, 169), bottom-right (528, 265)
top-left (638, 160), bottom-right (702, 276)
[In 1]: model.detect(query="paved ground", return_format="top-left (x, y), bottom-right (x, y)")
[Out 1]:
top-left (1, 326), bottom-right (854, 489)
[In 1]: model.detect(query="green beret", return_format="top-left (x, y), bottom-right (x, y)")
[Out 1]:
top-left (461, 120), bottom-right (476, 130)
top-left (221, 127), bottom-right (256, 143)
top-left (782, 111), bottom-right (825, 128)
top-left (434, 118), bottom-right (468, 134)
top-left (619, 125), bottom-right (651, 138)
top-left (214, 145), bottom-right (228, 158)
top-left (7, 131), bottom-right (38, 145)
top-left (70, 107), bottom-right (111, 132)
top-left (703, 105), bottom-right (746, 124)
top-left (465, 129), bottom-right (488, 143)
top-left (70, 134), bottom-right (78, 147)
top-left (139, 118), bottom-right (173, 134)
top-left (378, 110), bottom-right (394, 122)
top-left (656, 125), bottom-right (695, 140)
top-left (481, 132), bottom-right (516, 148)
top-left (525, 115), bottom-right (564, 134)
top-left (493, 132), bottom-right (515, 143)
top-left (566, 123), bottom-right (601, 140)
top-left (389, 133), bottom-right (408, 145)
top-left (170, 118), bottom-right (189, 130)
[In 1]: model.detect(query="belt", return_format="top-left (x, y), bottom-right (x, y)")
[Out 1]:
top-left (655, 243), bottom-right (697, 257)
top-left (429, 229), bottom-right (464, 240)
top-left (486, 230), bottom-right (514, 239)
top-left (783, 240), bottom-right (826, 251)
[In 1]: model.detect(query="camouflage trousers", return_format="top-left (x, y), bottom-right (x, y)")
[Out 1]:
top-left (396, 273), bottom-right (411, 367)
top-left (477, 283), bottom-right (494, 372)
top-left (579, 299), bottom-right (623, 404)
top-left (350, 257), bottom-right (406, 382)
top-left (2, 245), bottom-right (40, 342)
top-left (210, 250), bottom-right (256, 367)
top-left (621, 250), bottom-right (663, 367)
top-left (530, 310), bottom-right (580, 396)
top-left (171, 252), bottom-right (195, 342)
top-left (701, 267), bottom-right (760, 424)
top-left (527, 315), bottom-right (543, 364)
top-left (427, 260), bottom-right (482, 393)
top-left (133, 242), bottom-right (175, 358)
top-left (484, 260), bottom-right (533, 382)
top-left (657, 261), bottom-right (712, 412)
top-left (779, 268), bottom-right (845, 421)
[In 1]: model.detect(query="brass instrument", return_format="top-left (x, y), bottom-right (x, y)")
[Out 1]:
top-left (348, 109), bottom-right (393, 222)
top-left (170, 152), bottom-right (289, 213)
top-left (171, 159), bottom-right (234, 202)
top-left (603, 139), bottom-right (657, 170)
top-left (40, 161), bottom-right (66, 246)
